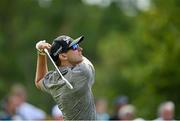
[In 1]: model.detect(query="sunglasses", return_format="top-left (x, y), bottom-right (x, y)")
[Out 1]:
top-left (69, 44), bottom-right (79, 51)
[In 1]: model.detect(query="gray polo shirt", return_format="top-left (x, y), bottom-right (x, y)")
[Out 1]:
top-left (39, 57), bottom-right (96, 120)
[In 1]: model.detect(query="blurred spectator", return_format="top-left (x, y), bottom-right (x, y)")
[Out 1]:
top-left (110, 95), bottom-right (129, 120)
top-left (118, 104), bottom-right (135, 120)
top-left (154, 101), bottom-right (175, 121)
top-left (95, 98), bottom-right (110, 120)
top-left (0, 95), bottom-right (22, 120)
top-left (10, 83), bottom-right (46, 120)
top-left (51, 105), bottom-right (63, 120)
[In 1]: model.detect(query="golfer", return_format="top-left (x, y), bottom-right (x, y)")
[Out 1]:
top-left (35, 35), bottom-right (97, 120)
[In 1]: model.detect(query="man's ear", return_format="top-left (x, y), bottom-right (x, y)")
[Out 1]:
top-left (59, 53), bottom-right (68, 61)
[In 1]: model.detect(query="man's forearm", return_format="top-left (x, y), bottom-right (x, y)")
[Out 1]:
top-left (35, 53), bottom-right (48, 88)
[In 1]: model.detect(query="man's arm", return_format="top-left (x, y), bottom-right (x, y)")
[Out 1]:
top-left (35, 41), bottom-right (51, 89)
top-left (35, 53), bottom-right (48, 89)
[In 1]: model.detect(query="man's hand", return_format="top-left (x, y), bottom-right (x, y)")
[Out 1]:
top-left (36, 40), bottom-right (52, 55)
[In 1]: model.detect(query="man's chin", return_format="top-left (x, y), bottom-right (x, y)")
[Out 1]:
top-left (72, 58), bottom-right (83, 65)
top-left (77, 59), bottom-right (83, 64)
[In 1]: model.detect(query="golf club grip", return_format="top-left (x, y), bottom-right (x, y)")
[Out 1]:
top-left (44, 49), bottom-right (73, 89)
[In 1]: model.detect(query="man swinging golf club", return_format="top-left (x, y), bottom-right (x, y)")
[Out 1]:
top-left (35, 35), bottom-right (97, 120)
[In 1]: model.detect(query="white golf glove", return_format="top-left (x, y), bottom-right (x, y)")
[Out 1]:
top-left (36, 40), bottom-right (46, 55)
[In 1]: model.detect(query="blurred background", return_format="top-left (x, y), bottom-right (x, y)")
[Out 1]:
top-left (0, 0), bottom-right (180, 120)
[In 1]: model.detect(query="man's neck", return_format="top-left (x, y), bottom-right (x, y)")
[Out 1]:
top-left (60, 61), bottom-right (73, 67)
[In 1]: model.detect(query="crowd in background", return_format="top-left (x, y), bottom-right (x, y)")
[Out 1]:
top-left (95, 96), bottom-right (175, 121)
top-left (0, 84), bottom-right (176, 121)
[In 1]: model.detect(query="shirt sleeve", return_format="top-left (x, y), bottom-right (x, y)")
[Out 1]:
top-left (78, 57), bottom-right (95, 85)
top-left (38, 71), bottom-right (54, 93)
top-left (83, 57), bottom-right (95, 72)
